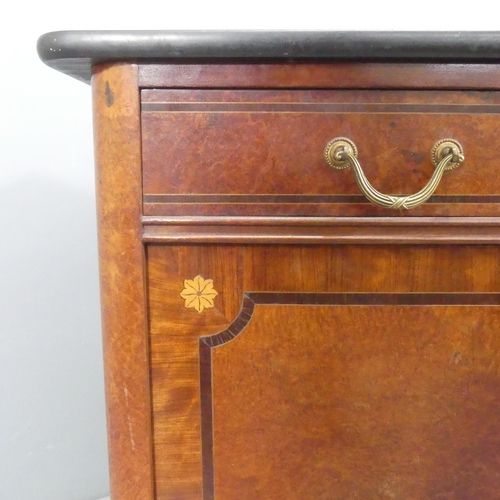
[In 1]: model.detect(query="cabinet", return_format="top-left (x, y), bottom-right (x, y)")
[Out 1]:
top-left (38, 32), bottom-right (500, 500)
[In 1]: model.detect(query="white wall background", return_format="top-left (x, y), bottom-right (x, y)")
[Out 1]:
top-left (0, 3), bottom-right (496, 499)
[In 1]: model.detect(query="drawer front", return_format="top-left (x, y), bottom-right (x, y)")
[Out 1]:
top-left (142, 89), bottom-right (500, 217)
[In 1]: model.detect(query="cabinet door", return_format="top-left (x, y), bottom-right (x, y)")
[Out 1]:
top-left (148, 244), bottom-right (500, 500)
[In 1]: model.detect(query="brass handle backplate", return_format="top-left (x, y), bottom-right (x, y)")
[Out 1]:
top-left (324, 138), bottom-right (465, 210)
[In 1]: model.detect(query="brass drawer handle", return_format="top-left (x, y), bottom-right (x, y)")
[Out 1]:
top-left (324, 138), bottom-right (464, 210)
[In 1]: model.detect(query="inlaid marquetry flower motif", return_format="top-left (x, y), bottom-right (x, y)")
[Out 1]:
top-left (180, 275), bottom-right (218, 313)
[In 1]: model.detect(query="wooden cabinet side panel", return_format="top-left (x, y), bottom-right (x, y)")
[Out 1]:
top-left (92, 64), bottom-right (154, 500)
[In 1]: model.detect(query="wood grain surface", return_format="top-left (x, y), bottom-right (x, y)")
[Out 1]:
top-left (141, 88), bottom-right (500, 218)
top-left (148, 244), bottom-right (500, 499)
top-left (207, 302), bottom-right (500, 500)
top-left (92, 64), bottom-right (154, 500)
top-left (139, 63), bottom-right (500, 90)
top-left (147, 245), bottom-right (243, 499)
top-left (141, 220), bottom-right (500, 244)
top-left (142, 216), bottom-right (500, 245)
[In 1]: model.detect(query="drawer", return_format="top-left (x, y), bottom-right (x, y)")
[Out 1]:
top-left (142, 89), bottom-right (500, 217)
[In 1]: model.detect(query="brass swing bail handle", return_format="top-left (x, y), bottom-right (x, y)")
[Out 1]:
top-left (324, 138), bottom-right (465, 210)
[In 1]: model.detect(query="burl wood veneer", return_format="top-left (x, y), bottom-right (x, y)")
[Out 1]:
top-left (38, 30), bottom-right (500, 500)
top-left (141, 88), bottom-right (500, 217)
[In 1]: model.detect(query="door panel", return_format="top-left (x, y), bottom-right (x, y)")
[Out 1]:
top-left (147, 244), bottom-right (500, 499)
top-left (203, 299), bottom-right (500, 499)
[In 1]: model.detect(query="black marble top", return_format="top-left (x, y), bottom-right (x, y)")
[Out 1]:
top-left (37, 31), bottom-right (500, 84)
